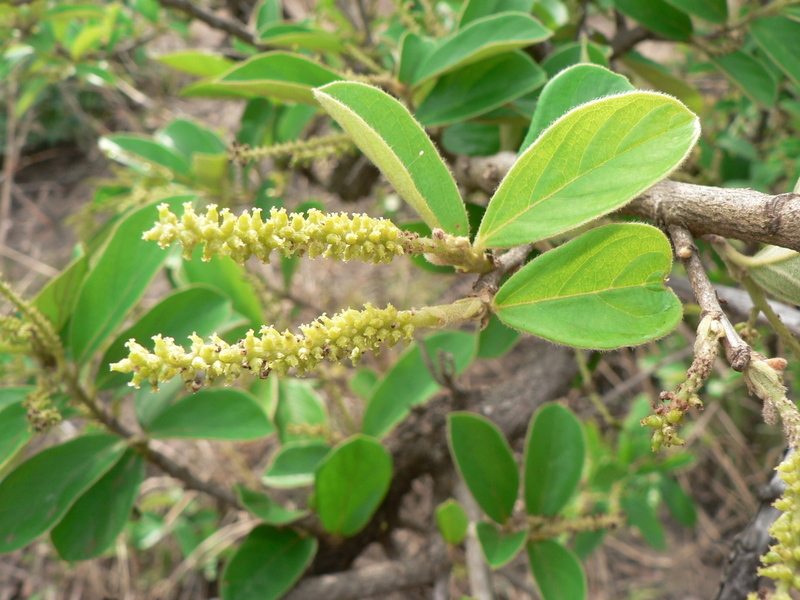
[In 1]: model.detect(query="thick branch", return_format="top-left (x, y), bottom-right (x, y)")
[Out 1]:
top-left (284, 543), bottom-right (449, 600)
top-left (458, 152), bottom-right (800, 252)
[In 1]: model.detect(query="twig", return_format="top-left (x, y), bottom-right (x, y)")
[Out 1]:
top-left (610, 25), bottom-right (654, 60)
top-left (0, 245), bottom-right (58, 278)
top-left (1, 78), bottom-right (18, 247)
top-left (668, 225), bottom-right (751, 371)
top-left (472, 244), bottom-right (533, 300)
top-left (455, 481), bottom-right (494, 600)
top-left (154, 0), bottom-right (265, 48)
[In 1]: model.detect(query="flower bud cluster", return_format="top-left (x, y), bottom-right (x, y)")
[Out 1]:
top-left (111, 303), bottom-right (417, 389)
top-left (758, 450), bottom-right (800, 598)
top-left (144, 202), bottom-right (415, 265)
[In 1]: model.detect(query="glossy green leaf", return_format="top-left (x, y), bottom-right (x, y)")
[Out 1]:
top-left (658, 476), bottom-right (696, 528)
top-left (533, 0), bottom-right (569, 29)
top-left (477, 314), bottom-right (521, 358)
top-left (436, 499), bottom-right (469, 545)
top-left (237, 98), bottom-right (274, 147)
top-left (621, 488), bottom-right (666, 549)
top-left (416, 52), bottom-right (547, 127)
top-left (521, 63), bottom-right (633, 152)
top-left (32, 253), bottom-right (88, 335)
top-left (743, 246), bottom-right (800, 304)
top-left (253, 0), bottom-right (281, 30)
top-left (349, 369), bottom-right (379, 399)
top-left (315, 81), bottom-right (469, 235)
top-left (97, 285), bottom-right (233, 390)
top-left (0, 402), bottom-right (32, 471)
top-left (448, 413), bottom-right (518, 524)
top-left (275, 379), bottom-right (328, 443)
top-left (156, 119), bottom-right (226, 158)
top-left (184, 52), bottom-right (341, 104)
top-left (362, 331), bottom-right (476, 438)
top-left (458, 0), bottom-right (533, 27)
top-left (494, 224), bottom-right (683, 349)
top-left (476, 522), bottom-right (527, 568)
top-left (155, 50), bottom-right (235, 77)
top-left (51, 450), bottom-right (144, 560)
top-left (614, 0), bottom-right (692, 41)
top-left (221, 525), bottom-right (316, 600)
top-left (258, 23), bottom-right (343, 51)
top-left (663, 0), bottom-right (726, 23)
top-left (234, 484), bottom-right (308, 524)
top-left (751, 16), bottom-right (800, 87)
top-left (540, 41), bottom-right (609, 78)
top-left (135, 379), bottom-right (183, 428)
top-left (100, 135), bottom-right (190, 174)
top-left (68, 196), bottom-right (189, 365)
top-left (711, 50), bottom-right (778, 107)
top-left (523, 403), bottom-right (585, 516)
top-left (262, 440), bottom-right (330, 488)
top-left (476, 92), bottom-right (700, 249)
top-left (411, 13), bottom-right (551, 86)
top-left (0, 434), bottom-right (125, 553)
top-left (315, 435), bottom-right (392, 536)
top-left (147, 389), bottom-right (274, 440)
top-left (527, 540), bottom-right (587, 600)
top-left (621, 52), bottom-right (704, 116)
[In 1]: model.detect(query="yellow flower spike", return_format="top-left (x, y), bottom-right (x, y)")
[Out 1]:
top-left (112, 298), bottom-right (488, 390)
top-left (143, 203), bottom-right (492, 272)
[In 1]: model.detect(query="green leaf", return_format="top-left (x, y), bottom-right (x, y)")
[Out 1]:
top-left (494, 224), bottom-right (683, 349)
top-left (181, 248), bottom-right (264, 328)
top-left (743, 247), bottom-right (800, 305)
top-left (621, 488), bottom-right (666, 549)
top-left (184, 52), bottom-right (341, 104)
top-left (411, 13), bottom-right (551, 86)
top-left (523, 403), bottom-right (585, 516)
top-left (68, 196), bottom-right (190, 365)
top-left (154, 50), bottom-right (235, 77)
top-left (135, 379), bottom-right (184, 428)
top-left (362, 331), bottom-right (476, 438)
top-left (99, 135), bottom-right (190, 175)
top-left (234, 484), bottom-right (308, 524)
top-left (398, 32), bottom-right (437, 84)
top-left (0, 402), bottom-right (32, 472)
top-left (751, 16), bottom-right (800, 87)
top-left (258, 23), bottom-right (344, 52)
top-left (314, 81), bottom-right (469, 235)
top-left (97, 285), bottom-right (233, 390)
top-left (315, 435), bottom-right (392, 537)
top-left (711, 50), bottom-right (778, 107)
top-left (476, 522), bottom-right (527, 568)
top-left (663, 0), bottom-right (726, 23)
top-left (50, 450), bottom-right (145, 560)
top-left (458, 0), bottom-right (533, 27)
top-left (527, 540), bottom-right (587, 600)
top-left (416, 52), bottom-right (547, 127)
top-left (521, 63), bottom-right (633, 153)
top-left (614, 0), bottom-right (693, 41)
top-left (436, 499), bottom-right (469, 545)
top-left (32, 253), bottom-right (89, 335)
top-left (146, 389), bottom-right (274, 440)
top-left (476, 92), bottom-right (700, 249)
top-left (156, 119), bottom-right (226, 158)
top-left (0, 434), bottom-right (125, 553)
top-left (477, 314), bottom-right (521, 358)
top-left (442, 122), bottom-right (500, 157)
top-left (349, 369), bottom-right (379, 399)
top-left (620, 52), bottom-right (704, 116)
top-left (262, 440), bottom-right (330, 488)
top-left (658, 476), bottom-right (696, 527)
top-left (275, 379), bottom-right (328, 443)
top-left (448, 413), bottom-right (518, 524)
top-left (540, 41), bottom-right (609, 78)
top-left (237, 98), bottom-right (274, 146)
top-left (221, 525), bottom-right (316, 600)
